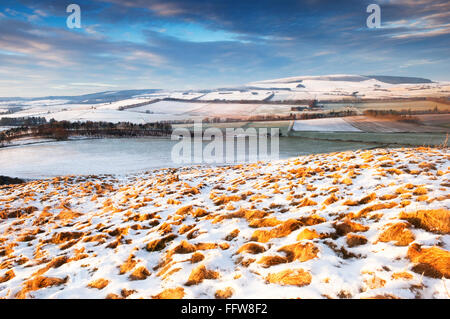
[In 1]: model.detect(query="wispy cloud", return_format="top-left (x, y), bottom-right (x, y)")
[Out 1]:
top-left (0, 0), bottom-right (447, 96)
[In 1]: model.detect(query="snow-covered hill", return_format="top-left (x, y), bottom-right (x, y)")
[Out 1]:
top-left (0, 75), bottom-right (449, 124)
top-left (0, 147), bottom-right (448, 299)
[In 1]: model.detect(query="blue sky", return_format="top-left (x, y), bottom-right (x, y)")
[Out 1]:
top-left (0, 0), bottom-right (449, 97)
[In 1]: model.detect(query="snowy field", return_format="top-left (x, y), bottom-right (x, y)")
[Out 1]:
top-left (0, 137), bottom-right (376, 179)
top-left (292, 118), bottom-right (362, 132)
top-left (198, 90), bottom-right (273, 101)
top-left (0, 74), bottom-right (448, 125)
top-left (0, 147), bottom-right (448, 299)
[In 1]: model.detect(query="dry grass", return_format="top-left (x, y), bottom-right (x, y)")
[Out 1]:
top-left (297, 229), bottom-right (321, 241)
top-left (266, 269), bottom-right (312, 287)
top-left (343, 193), bottom-right (377, 206)
top-left (128, 266), bottom-right (151, 281)
top-left (323, 194), bottom-right (339, 206)
top-left (87, 278), bottom-right (110, 290)
top-left (399, 209), bottom-right (450, 234)
top-left (0, 269), bottom-right (15, 283)
top-left (356, 202), bottom-right (398, 218)
top-left (413, 186), bottom-right (428, 196)
top-left (298, 214), bottom-right (326, 226)
top-left (251, 219), bottom-right (302, 243)
top-left (257, 255), bottom-right (288, 268)
top-left (152, 287), bottom-right (185, 299)
top-left (391, 272), bottom-right (413, 280)
top-left (215, 287), bottom-right (234, 299)
top-left (172, 240), bottom-right (196, 254)
top-left (16, 276), bottom-right (67, 299)
top-left (378, 223), bottom-right (415, 246)
top-left (190, 252), bottom-right (205, 263)
top-left (379, 194), bottom-right (398, 200)
top-left (146, 234), bottom-right (177, 252)
top-left (119, 255), bottom-right (137, 274)
top-left (364, 275), bottom-right (386, 289)
top-left (277, 242), bottom-right (319, 262)
top-left (237, 243), bottom-right (266, 254)
top-left (249, 217), bottom-right (282, 228)
top-left (333, 219), bottom-right (369, 236)
top-left (185, 265), bottom-right (219, 286)
top-left (346, 234), bottom-right (368, 247)
top-left (224, 229), bottom-right (239, 241)
top-left (407, 243), bottom-right (450, 278)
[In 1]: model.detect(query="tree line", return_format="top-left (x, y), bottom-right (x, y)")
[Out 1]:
top-left (0, 118), bottom-right (173, 146)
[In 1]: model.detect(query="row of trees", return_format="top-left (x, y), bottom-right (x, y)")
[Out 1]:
top-left (0, 119), bottom-right (173, 146)
top-left (363, 107), bottom-right (444, 117)
top-left (0, 116), bottom-right (47, 126)
top-left (200, 109), bottom-right (359, 124)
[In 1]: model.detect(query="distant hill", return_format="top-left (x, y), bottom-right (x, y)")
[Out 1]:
top-left (364, 75), bottom-right (433, 84)
top-left (251, 74), bottom-right (434, 85)
top-left (0, 89), bottom-right (161, 104)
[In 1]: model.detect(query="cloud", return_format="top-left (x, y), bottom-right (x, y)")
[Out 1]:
top-left (0, 0), bottom-right (448, 96)
top-left (70, 82), bottom-right (118, 87)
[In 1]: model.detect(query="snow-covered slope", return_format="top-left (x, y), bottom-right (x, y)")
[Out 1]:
top-left (248, 75), bottom-right (449, 101)
top-left (0, 147), bottom-right (448, 299)
top-left (0, 74), bottom-right (449, 123)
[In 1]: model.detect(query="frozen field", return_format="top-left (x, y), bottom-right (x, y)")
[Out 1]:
top-left (292, 118), bottom-right (361, 132)
top-left (0, 137), bottom-right (377, 179)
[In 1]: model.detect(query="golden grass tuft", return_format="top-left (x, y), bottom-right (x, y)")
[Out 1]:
top-left (185, 265), bottom-right (219, 286)
top-left (298, 197), bottom-right (317, 207)
top-left (407, 243), bottom-right (450, 278)
top-left (224, 229), bottom-right (240, 241)
top-left (16, 276), bottom-right (68, 299)
top-left (323, 194), bottom-right (339, 206)
top-left (237, 242), bottom-right (267, 254)
top-left (251, 219), bottom-right (302, 243)
top-left (49, 231), bottom-right (84, 244)
top-left (172, 240), bottom-right (196, 254)
top-left (379, 194), bottom-right (398, 200)
top-left (266, 269), bottom-right (312, 287)
top-left (377, 223), bottom-right (415, 246)
top-left (391, 272), bottom-right (413, 280)
top-left (333, 219), bottom-right (369, 236)
top-left (146, 234), bottom-right (178, 252)
top-left (195, 242), bottom-right (218, 250)
top-left (0, 269), bottom-right (15, 283)
top-left (215, 287), bottom-right (234, 299)
top-left (299, 214), bottom-right (326, 226)
top-left (399, 209), bottom-right (450, 234)
top-left (356, 202), bottom-right (398, 218)
top-left (87, 278), bottom-right (110, 290)
top-left (152, 287), bottom-right (185, 299)
top-left (175, 205), bottom-right (193, 215)
top-left (297, 228), bottom-right (320, 241)
top-left (211, 194), bottom-right (243, 206)
top-left (192, 207), bottom-right (209, 218)
top-left (412, 186), bottom-right (428, 196)
top-left (257, 255), bottom-right (288, 268)
top-left (119, 255), bottom-right (137, 275)
top-left (248, 217), bottom-right (282, 228)
top-left (346, 233), bottom-right (368, 247)
top-left (364, 275), bottom-right (386, 289)
top-left (190, 252), bottom-right (205, 263)
top-left (128, 266), bottom-right (151, 281)
top-left (277, 242), bottom-right (319, 262)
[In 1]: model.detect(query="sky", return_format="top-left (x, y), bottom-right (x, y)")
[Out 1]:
top-left (0, 0), bottom-right (449, 97)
